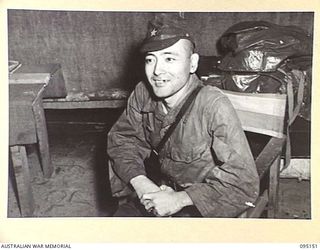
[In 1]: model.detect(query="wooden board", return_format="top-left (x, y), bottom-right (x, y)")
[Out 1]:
top-left (9, 84), bottom-right (43, 145)
top-left (9, 146), bottom-right (35, 217)
top-left (222, 90), bottom-right (287, 138)
top-left (10, 64), bottom-right (67, 98)
top-left (43, 99), bottom-right (126, 109)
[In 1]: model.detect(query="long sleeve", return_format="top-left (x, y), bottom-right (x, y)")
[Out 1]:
top-left (185, 95), bottom-right (260, 217)
top-left (107, 82), bottom-right (152, 184)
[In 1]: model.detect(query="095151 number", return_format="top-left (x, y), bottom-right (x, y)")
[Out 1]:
top-left (300, 244), bottom-right (318, 248)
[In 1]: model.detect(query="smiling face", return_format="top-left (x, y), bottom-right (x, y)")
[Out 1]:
top-left (144, 39), bottom-right (199, 101)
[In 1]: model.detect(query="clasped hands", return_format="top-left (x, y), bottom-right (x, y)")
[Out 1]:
top-left (130, 175), bottom-right (193, 217)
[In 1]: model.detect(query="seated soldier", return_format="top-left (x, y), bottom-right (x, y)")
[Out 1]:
top-left (107, 15), bottom-right (259, 217)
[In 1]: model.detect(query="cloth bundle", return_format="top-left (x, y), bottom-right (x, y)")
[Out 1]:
top-left (216, 21), bottom-right (312, 122)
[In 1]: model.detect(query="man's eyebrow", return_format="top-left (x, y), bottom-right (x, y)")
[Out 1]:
top-left (145, 51), bottom-right (180, 57)
top-left (145, 53), bottom-right (155, 56)
top-left (162, 52), bottom-right (179, 56)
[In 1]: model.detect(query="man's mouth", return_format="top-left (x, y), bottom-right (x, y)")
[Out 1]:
top-left (153, 79), bottom-right (170, 87)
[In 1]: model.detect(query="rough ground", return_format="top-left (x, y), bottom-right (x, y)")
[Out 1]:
top-left (8, 111), bottom-right (311, 218)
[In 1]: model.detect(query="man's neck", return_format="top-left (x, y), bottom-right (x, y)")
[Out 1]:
top-left (162, 75), bottom-right (193, 111)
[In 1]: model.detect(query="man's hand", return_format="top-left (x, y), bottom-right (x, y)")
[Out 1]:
top-left (140, 185), bottom-right (194, 217)
top-left (130, 175), bottom-right (160, 199)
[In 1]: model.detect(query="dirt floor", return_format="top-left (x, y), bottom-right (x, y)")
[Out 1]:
top-left (7, 109), bottom-right (311, 219)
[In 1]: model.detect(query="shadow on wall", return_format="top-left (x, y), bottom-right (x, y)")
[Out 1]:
top-left (119, 43), bottom-right (146, 91)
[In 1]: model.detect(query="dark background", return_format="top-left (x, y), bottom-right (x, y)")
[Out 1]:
top-left (8, 11), bottom-right (314, 93)
top-left (8, 10), bottom-right (313, 158)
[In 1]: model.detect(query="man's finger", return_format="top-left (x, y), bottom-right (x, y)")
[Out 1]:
top-left (144, 202), bottom-right (154, 212)
top-left (141, 198), bottom-right (153, 208)
top-left (160, 185), bottom-right (175, 192)
top-left (141, 193), bottom-right (155, 201)
top-left (140, 198), bottom-right (150, 206)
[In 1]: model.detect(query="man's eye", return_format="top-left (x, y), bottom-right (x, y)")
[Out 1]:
top-left (165, 57), bottom-right (176, 62)
top-left (145, 58), bottom-right (154, 64)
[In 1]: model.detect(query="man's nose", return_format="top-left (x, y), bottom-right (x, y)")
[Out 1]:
top-left (153, 60), bottom-right (165, 75)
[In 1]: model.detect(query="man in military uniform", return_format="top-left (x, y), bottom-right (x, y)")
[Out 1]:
top-left (107, 15), bottom-right (259, 217)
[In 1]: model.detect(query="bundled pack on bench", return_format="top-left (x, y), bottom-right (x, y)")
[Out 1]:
top-left (216, 21), bottom-right (312, 121)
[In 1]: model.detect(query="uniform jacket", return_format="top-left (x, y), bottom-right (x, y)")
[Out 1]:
top-left (107, 74), bottom-right (259, 217)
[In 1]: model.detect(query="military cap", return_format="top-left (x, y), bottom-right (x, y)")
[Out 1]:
top-left (140, 14), bottom-right (195, 53)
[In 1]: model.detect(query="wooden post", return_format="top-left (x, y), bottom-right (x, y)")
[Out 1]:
top-left (267, 156), bottom-right (281, 218)
top-left (9, 146), bottom-right (35, 217)
top-left (32, 95), bottom-right (53, 178)
top-left (25, 144), bottom-right (43, 178)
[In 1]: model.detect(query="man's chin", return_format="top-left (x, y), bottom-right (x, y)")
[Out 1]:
top-left (152, 89), bottom-right (171, 99)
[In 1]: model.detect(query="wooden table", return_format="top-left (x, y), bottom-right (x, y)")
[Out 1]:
top-left (9, 83), bottom-right (52, 216)
top-left (9, 64), bottom-right (129, 217)
top-left (9, 63), bottom-right (66, 216)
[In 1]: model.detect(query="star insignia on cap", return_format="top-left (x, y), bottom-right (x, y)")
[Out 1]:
top-left (150, 28), bottom-right (157, 37)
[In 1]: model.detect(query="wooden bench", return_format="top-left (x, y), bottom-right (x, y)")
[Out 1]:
top-left (222, 90), bottom-right (287, 218)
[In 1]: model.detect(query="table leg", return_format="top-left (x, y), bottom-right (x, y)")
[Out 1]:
top-left (33, 97), bottom-right (53, 178)
top-left (9, 145), bottom-right (35, 217)
top-left (267, 156), bottom-right (281, 218)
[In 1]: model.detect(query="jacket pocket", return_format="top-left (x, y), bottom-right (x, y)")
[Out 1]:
top-left (169, 143), bottom-right (207, 163)
top-left (142, 112), bottom-right (154, 145)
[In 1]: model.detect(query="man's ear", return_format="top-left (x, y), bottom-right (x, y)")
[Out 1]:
top-left (190, 53), bottom-right (199, 74)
